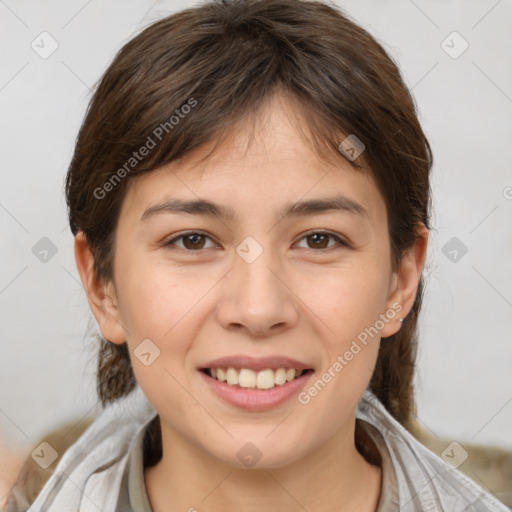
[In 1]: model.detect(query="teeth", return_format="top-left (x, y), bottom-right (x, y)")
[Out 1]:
top-left (226, 367), bottom-right (239, 386)
top-left (207, 367), bottom-right (307, 389)
top-left (238, 369), bottom-right (256, 388)
top-left (275, 368), bottom-right (287, 385)
top-left (256, 369), bottom-right (275, 389)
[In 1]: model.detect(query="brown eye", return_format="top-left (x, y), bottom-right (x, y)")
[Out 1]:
top-left (296, 231), bottom-right (347, 250)
top-left (165, 232), bottom-right (216, 251)
top-left (182, 233), bottom-right (206, 250)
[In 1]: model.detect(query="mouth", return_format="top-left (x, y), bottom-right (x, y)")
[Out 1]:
top-left (200, 367), bottom-right (315, 390)
top-left (198, 355), bottom-right (315, 410)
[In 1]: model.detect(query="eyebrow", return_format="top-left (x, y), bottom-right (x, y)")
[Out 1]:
top-left (140, 195), bottom-right (369, 222)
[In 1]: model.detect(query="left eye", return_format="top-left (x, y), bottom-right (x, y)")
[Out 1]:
top-left (295, 231), bottom-right (347, 250)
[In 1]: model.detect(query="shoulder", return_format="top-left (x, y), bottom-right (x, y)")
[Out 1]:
top-left (357, 391), bottom-right (511, 512)
top-left (14, 386), bottom-right (156, 512)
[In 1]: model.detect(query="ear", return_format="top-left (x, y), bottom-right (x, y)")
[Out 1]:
top-left (381, 223), bottom-right (429, 338)
top-left (74, 231), bottom-right (126, 345)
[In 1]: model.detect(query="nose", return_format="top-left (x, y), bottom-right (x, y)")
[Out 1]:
top-left (215, 244), bottom-right (299, 338)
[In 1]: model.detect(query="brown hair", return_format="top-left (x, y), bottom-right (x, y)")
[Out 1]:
top-left (66, 0), bottom-right (432, 437)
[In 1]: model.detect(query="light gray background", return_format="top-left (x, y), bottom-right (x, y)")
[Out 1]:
top-left (1, 0), bottom-right (511, 459)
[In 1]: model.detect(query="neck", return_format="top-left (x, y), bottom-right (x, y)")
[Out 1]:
top-left (144, 418), bottom-right (382, 512)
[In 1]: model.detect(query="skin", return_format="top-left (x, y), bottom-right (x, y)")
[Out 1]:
top-left (75, 92), bottom-right (428, 512)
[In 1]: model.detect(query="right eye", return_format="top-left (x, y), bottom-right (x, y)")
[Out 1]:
top-left (163, 231), bottom-right (219, 252)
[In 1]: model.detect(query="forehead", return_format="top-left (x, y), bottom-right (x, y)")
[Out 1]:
top-left (120, 94), bottom-right (385, 224)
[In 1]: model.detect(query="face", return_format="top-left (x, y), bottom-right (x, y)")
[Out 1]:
top-left (78, 93), bottom-right (425, 469)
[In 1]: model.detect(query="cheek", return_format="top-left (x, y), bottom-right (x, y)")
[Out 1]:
top-left (298, 272), bottom-right (386, 429)
top-left (115, 254), bottom-right (208, 338)
top-left (299, 258), bottom-right (390, 399)
top-left (306, 260), bottom-right (391, 337)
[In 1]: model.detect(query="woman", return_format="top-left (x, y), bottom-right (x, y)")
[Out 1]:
top-left (6, 0), bottom-right (509, 510)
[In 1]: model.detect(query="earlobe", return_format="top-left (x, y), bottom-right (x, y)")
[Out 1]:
top-left (381, 223), bottom-right (429, 338)
top-left (74, 231), bottom-right (126, 345)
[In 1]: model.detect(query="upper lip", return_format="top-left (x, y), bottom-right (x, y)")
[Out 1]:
top-left (201, 355), bottom-right (313, 372)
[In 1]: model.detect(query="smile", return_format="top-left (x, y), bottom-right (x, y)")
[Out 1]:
top-left (202, 367), bottom-right (312, 390)
top-left (199, 366), bottom-right (314, 411)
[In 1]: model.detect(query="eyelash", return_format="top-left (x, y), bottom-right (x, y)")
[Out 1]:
top-left (163, 230), bottom-right (349, 253)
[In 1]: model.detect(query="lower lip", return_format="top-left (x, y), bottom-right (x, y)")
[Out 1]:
top-left (199, 370), bottom-right (313, 411)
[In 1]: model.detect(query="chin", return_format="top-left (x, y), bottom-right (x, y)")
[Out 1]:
top-left (215, 438), bottom-right (309, 471)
